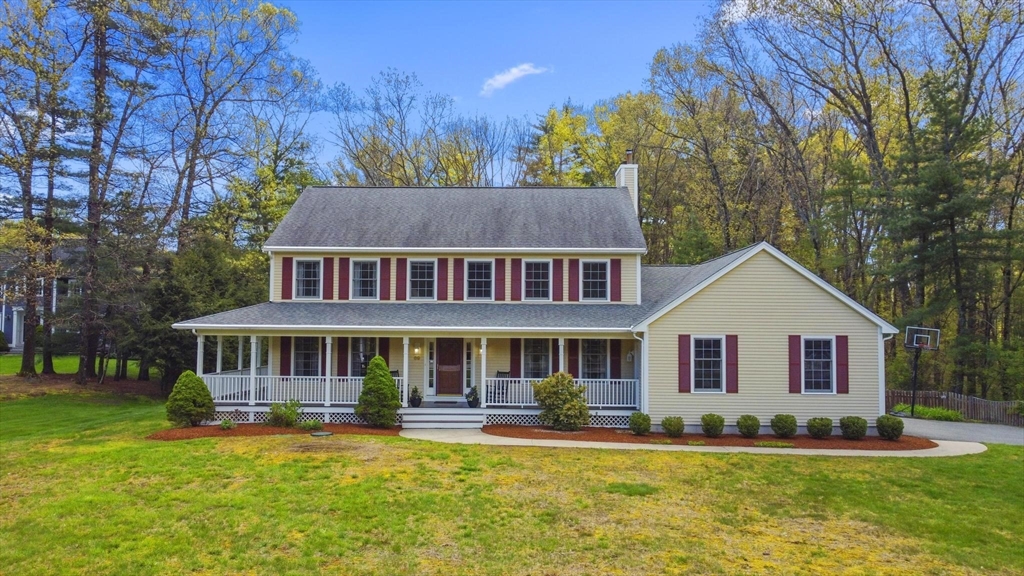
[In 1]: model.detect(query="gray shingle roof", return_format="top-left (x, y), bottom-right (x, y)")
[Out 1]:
top-left (264, 186), bottom-right (647, 251)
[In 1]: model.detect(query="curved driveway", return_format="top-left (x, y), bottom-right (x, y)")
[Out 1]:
top-left (900, 418), bottom-right (1024, 446)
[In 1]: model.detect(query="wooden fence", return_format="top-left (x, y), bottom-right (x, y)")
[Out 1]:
top-left (886, 390), bottom-right (1024, 427)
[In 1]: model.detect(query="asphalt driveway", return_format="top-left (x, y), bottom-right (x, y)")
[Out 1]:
top-left (900, 418), bottom-right (1024, 445)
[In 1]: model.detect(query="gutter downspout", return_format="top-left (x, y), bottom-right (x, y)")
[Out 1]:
top-left (630, 325), bottom-right (645, 414)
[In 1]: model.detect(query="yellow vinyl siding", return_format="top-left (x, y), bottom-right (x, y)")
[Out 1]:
top-left (646, 251), bottom-right (881, 425)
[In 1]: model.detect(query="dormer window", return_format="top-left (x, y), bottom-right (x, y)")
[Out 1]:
top-left (352, 260), bottom-right (378, 299)
top-left (409, 260), bottom-right (436, 300)
top-left (294, 259), bottom-right (322, 299)
top-left (524, 260), bottom-right (551, 301)
top-left (466, 260), bottom-right (493, 300)
top-left (582, 260), bottom-right (608, 301)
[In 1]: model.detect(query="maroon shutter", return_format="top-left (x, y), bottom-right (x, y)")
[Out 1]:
top-left (567, 339), bottom-right (579, 378)
top-left (380, 258), bottom-right (391, 300)
top-left (378, 337), bottom-right (389, 368)
top-left (610, 339), bottom-right (621, 379)
top-left (453, 258), bottom-right (464, 301)
top-left (437, 258), bottom-right (448, 301)
top-left (568, 259), bottom-right (580, 301)
top-left (320, 337), bottom-right (327, 375)
top-left (337, 337), bottom-right (348, 376)
top-left (550, 338), bottom-right (559, 373)
top-left (323, 258), bottom-right (334, 300)
top-left (510, 338), bottom-right (521, 378)
top-left (338, 258), bottom-right (350, 300)
top-left (726, 335), bottom-right (738, 393)
top-left (678, 334), bottom-right (690, 393)
top-left (396, 258), bottom-right (407, 301)
top-left (510, 258), bottom-right (522, 301)
top-left (280, 336), bottom-right (292, 376)
top-left (610, 259), bottom-right (622, 302)
top-left (789, 335), bottom-right (802, 393)
top-left (836, 335), bottom-right (849, 394)
top-left (552, 259), bottom-right (564, 301)
top-left (281, 257), bottom-right (293, 300)
top-left (494, 258), bottom-right (506, 301)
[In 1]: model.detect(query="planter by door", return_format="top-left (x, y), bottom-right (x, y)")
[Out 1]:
top-left (436, 338), bottom-right (463, 395)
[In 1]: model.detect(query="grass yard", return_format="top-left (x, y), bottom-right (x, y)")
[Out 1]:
top-left (1, 394), bottom-right (1022, 575)
top-left (0, 354), bottom-right (142, 379)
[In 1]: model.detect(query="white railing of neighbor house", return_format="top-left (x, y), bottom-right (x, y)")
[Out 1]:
top-left (203, 374), bottom-right (406, 407)
top-left (484, 378), bottom-right (639, 408)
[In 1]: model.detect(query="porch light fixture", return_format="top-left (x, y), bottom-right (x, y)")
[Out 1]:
top-left (413, 346), bottom-right (421, 360)
top-left (626, 351), bottom-right (634, 363)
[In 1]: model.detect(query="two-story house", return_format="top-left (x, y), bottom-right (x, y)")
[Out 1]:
top-left (174, 160), bottom-right (898, 431)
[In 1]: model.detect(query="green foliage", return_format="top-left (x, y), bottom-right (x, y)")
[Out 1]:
top-left (1014, 402), bottom-right (1024, 417)
top-left (165, 370), bottom-right (215, 427)
top-left (356, 356), bottom-right (401, 428)
top-left (755, 441), bottom-right (794, 448)
top-left (465, 385), bottom-right (479, 406)
top-left (737, 415), bottom-right (760, 438)
top-left (650, 438), bottom-right (672, 445)
top-left (687, 440), bottom-right (705, 446)
top-left (410, 386), bottom-right (422, 401)
top-left (807, 417), bottom-right (833, 439)
top-left (839, 416), bottom-right (868, 440)
top-left (605, 482), bottom-right (658, 497)
top-left (660, 416), bottom-right (684, 438)
top-left (628, 412), bottom-right (651, 436)
top-left (297, 419), bottom-right (323, 432)
top-left (219, 419), bottom-right (236, 430)
top-left (771, 414), bottom-right (798, 439)
top-left (532, 372), bottom-right (589, 431)
top-left (877, 415), bottom-right (905, 440)
top-left (893, 403), bottom-right (964, 422)
top-left (267, 400), bottom-right (302, 427)
top-left (700, 413), bottom-right (725, 438)
top-left (0, 331), bottom-right (9, 353)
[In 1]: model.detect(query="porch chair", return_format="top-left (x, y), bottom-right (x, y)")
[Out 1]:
top-left (390, 370), bottom-right (400, 378)
top-left (493, 370), bottom-right (511, 404)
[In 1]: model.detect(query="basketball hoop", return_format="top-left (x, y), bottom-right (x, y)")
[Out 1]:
top-left (903, 326), bottom-right (940, 418)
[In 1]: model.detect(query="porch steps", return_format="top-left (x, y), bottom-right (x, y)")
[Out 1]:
top-left (401, 409), bottom-right (485, 429)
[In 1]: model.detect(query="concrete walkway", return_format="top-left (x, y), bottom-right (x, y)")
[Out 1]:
top-left (399, 429), bottom-right (987, 458)
top-left (900, 418), bottom-right (1024, 446)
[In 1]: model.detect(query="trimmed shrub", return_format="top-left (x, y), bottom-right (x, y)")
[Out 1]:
top-left (267, 399), bottom-right (302, 427)
top-left (298, 419), bottom-right (324, 432)
top-left (356, 356), bottom-right (402, 428)
top-left (771, 414), bottom-right (798, 438)
top-left (166, 370), bottom-right (215, 426)
top-left (701, 413), bottom-right (725, 438)
top-left (219, 419), bottom-right (236, 430)
top-left (839, 416), bottom-right (868, 440)
top-left (532, 372), bottom-right (590, 431)
top-left (629, 412), bottom-right (651, 435)
top-left (807, 417), bottom-right (833, 439)
top-left (877, 414), bottom-right (904, 440)
top-left (737, 415), bottom-right (760, 438)
top-left (0, 331), bottom-right (9, 353)
top-left (661, 416), bottom-right (685, 438)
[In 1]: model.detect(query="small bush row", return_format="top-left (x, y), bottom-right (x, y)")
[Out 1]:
top-left (626, 412), bottom-right (902, 441)
top-left (892, 403), bottom-right (964, 422)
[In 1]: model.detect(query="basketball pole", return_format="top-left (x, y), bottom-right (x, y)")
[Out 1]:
top-left (910, 347), bottom-right (922, 418)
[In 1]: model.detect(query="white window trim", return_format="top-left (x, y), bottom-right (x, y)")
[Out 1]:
top-left (579, 338), bottom-right (611, 380)
top-left (465, 259), bottom-right (495, 301)
top-left (522, 259), bottom-right (553, 302)
top-left (521, 338), bottom-right (552, 380)
top-left (350, 258), bottom-right (381, 301)
top-left (293, 258), bottom-right (324, 301)
top-left (801, 335), bottom-right (837, 395)
top-left (407, 258), bottom-right (438, 301)
top-left (580, 259), bottom-right (611, 303)
top-left (691, 335), bottom-right (726, 394)
top-left (291, 336), bottom-right (322, 377)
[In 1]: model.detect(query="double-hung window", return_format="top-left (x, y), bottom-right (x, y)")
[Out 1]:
top-left (293, 337), bottom-right (320, 377)
top-left (466, 260), bottom-right (493, 300)
top-left (523, 338), bottom-right (550, 379)
top-left (581, 261), bottom-right (608, 301)
top-left (581, 339), bottom-right (608, 379)
top-left (693, 337), bottom-right (724, 392)
top-left (524, 261), bottom-right (550, 300)
top-left (350, 337), bottom-right (377, 377)
top-left (803, 337), bottom-right (834, 393)
top-left (409, 260), bottom-right (435, 300)
top-left (352, 260), bottom-right (378, 299)
top-left (294, 260), bottom-right (322, 299)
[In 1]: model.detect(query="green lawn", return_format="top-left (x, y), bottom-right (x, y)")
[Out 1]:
top-left (1, 394), bottom-right (1022, 575)
top-left (0, 354), bottom-right (142, 378)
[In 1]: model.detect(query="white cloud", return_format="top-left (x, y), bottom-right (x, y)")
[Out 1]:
top-left (480, 63), bottom-right (549, 97)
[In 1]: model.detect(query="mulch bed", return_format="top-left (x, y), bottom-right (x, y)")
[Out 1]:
top-left (482, 425), bottom-right (938, 451)
top-left (148, 423), bottom-right (401, 441)
top-left (0, 373), bottom-right (165, 400)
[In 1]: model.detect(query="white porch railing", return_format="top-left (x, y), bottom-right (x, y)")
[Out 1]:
top-left (484, 378), bottom-right (639, 408)
top-left (202, 374), bottom-right (406, 406)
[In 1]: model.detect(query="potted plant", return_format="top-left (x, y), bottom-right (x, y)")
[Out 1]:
top-left (409, 386), bottom-right (423, 408)
top-left (466, 385), bottom-right (480, 408)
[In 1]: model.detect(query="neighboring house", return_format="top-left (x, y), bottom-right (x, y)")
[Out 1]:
top-left (1, 247), bottom-right (83, 350)
top-left (174, 160), bottom-right (898, 430)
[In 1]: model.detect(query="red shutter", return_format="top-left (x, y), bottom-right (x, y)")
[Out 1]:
top-left (836, 335), bottom-right (849, 394)
top-left (380, 258), bottom-right (391, 300)
top-left (323, 258), bottom-right (334, 300)
top-left (568, 259), bottom-right (579, 301)
top-left (281, 257), bottom-right (293, 300)
top-left (453, 258), bottom-right (464, 301)
top-left (726, 335), bottom-right (738, 393)
top-left (280, 336), bottom-right (292, 376)
top-left (510, 338), bottom-right (521, 378)
top-left (511, 258), bottom-right (522, 301)
top-left (320, 337), bottom-right (327, 375)
top-left (610, 339), bottom-right (621, 379)
top-left (337, 337), bottom-right (348, 376)
top-left (338, 258), bottom-right (350, 300)
top-left (610, 259), bottom-right (622, 302)
top-left (494, 258), bottom-right (506, 301)
top-left (678, 335), bottom-right (690, 393)
top-left (378, 337), bottom-right (389, 368)
top-left (552, 259), bottom-right (564, 301)
top-left (789, 335), bottom-right (802, 393)
top-left (437, 258), bottom-right (448, 301)
top-left (568, 339), bottom-right (580, 378)
top-left (550, 338), bottom-right (559, 373)
top-left (396, 258), bottom-right (407, 301)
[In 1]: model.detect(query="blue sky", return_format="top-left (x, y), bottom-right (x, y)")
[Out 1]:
top-left (280, 0), bottom-right (709, 121)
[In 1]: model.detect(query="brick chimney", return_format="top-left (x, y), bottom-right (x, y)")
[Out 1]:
top-left (615, 149), bottom-right (638, 214)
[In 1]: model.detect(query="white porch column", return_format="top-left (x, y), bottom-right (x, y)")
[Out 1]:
top-left (402, 337), bottom-right (410, 408)
top-left (249, 335), bottom-right (258, 406)
top-left (196, 335), bottom-right (204, 375)
top-left (267, 336), bottom-right (274, 375)
top-left (480, 337), bottom-right (488, 408)
top-left (558, 338), bottom-right (565, 374)
top-left (324, 337), bottom-right (333, 406)
top-left (237, 336), bottom-right (244, 370)
top-left (216, 336), bottom-right (223, 373)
